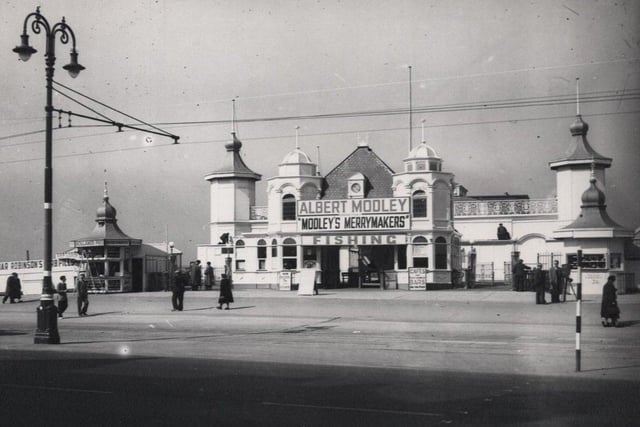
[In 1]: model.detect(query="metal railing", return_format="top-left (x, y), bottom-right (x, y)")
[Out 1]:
top-left (454, 198), bottom-right (557, 217)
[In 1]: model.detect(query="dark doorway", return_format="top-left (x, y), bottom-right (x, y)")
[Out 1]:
top-left (321, 247), bottom-right (340, 289)
top-left (132, 258), bottom-right (143, 292)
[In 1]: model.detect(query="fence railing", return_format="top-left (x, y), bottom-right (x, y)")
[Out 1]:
top-left (454, 198), bottom-right (557, 217)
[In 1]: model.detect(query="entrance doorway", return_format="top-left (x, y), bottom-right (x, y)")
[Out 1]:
top-left (320, 247), bottom-right (340, 289)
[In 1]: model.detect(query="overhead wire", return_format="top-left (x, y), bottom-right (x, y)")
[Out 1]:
top-left (1, 108), bottom-right (638, 165)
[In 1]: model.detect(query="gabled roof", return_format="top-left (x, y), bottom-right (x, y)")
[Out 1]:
top-left (322, 144), bottom-right (395, 199)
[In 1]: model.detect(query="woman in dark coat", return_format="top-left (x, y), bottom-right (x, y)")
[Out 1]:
top-left (217, 274), bottom-right (234, 310)
top-left (601, 275), bottom-right (620, 327)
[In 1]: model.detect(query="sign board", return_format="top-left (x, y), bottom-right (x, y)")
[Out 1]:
top-left (408, 267), bottom-right (428, 291)
top-left (297, 197), bottom-right (410, 232)
top-left (301, 234), bottom-right (408, 246)
top-left (297, 269), bottom-right (317, 296)
top-left (279, 271), bottom-right (292, 291)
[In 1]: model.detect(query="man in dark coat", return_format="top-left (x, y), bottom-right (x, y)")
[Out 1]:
top-left (511, 260), bottom-right (530, 291)
top-left (217, 274), bottom-right (234, 310)
top-left (56, 275), bottom-right (69, 318)
top-left (191, 260), bottom-right (202, 291)
top-left (3, 272), bottom-right (22, 304)
top-left (171, 270), bottom-right (185, 311)
top-left (548, 260), bottom-right (562, 303)
top-left (76, 274), bottom-right (89, 316)
top-left (601, 275), bottom-right (620, 327)
top-left (533, 264), bottom-right (547, 305)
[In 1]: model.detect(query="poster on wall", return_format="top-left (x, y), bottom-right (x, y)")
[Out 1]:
top-left (408, 267), bottom-right (428, 291)
top-left (279, 271), bottom-right (292, 291)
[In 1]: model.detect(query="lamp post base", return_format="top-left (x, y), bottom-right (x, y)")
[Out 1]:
top-left (34, 297), bottom-right (60, 344)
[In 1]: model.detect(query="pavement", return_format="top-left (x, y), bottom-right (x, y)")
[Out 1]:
top-left (2, 285), bottom-right (639, 380)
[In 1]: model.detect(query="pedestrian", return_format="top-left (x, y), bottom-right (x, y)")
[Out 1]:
top-left (204, 261), bottom-right (214, 290)
top-left (548, 260), bottom-right (562, 303)
top-left (76, 273), bottom-right (89, 316)
top-left (217, 273), bottom-right (234, 310)
top-left (56, 275), bottom-right (68, 318)
top-left (191, 260), bottom-right (202, 291)
top-left (600, 275), bottom-right (620, 327)
top-left (171, 270), bottom-right (185, 311)
top-left (533, 264), bottom-right (546, 305)
top-left (511, 259), bottom-right (530, 292)
top-left (3, 272), bottom-right (22, 304)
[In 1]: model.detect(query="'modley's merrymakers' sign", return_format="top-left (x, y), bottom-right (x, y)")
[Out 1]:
top-left (297, 197), bottom-right (410, 232)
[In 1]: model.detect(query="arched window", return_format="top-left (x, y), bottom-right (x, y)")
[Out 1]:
top-left (282, 238), bottom-right (297, 270)
top-left (435, 237), bottom-right (448, 269)
top-left (282, 194), bottom-right (296, 221)
top-left (413, 236), bottom-right (429, 268)
top-left (271, 238), bottom-right (278, 257)
top-left (235, 240), bottom-right (245, 271)
top-left (412, 190), bottom-right (427, 218)
top-left (257, 239), bottom-right (267, 270)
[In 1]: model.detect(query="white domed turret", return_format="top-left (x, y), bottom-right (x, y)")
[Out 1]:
top-left (403, 141), bottom-right (442, 172)
top-left (281, 148), bottom-right (313, 165)
top-left (278, 147), bottom-right (317, 176)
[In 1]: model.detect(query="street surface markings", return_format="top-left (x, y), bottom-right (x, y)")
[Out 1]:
top-left (1, 383), bottom-right (112, 394)
top-left (261, 401), bottom-right (442, 417)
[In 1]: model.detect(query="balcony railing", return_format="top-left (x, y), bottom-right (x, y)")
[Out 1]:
top-left (250, 199), bottom-right (557, 221)
top-left (454, 198), bottom-right (557, 217)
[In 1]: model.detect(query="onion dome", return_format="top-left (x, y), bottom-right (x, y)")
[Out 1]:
top-left (549, 115), bottom-right (611, 169)
top-left (581, 177), bottom-right (606, 207)
top-left (569, 115), bottom-right (589, 136)
top-left (96, 183), bottom-right (116, 221)
top-left (204, 132), bottom-right (261, 181)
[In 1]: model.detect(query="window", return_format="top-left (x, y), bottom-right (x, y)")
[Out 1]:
top-left (271, 238), bottom-right (278, 257)
top-left (435, 237), bottom-right (447, 269)
top-left (235, 240), bottom-right (246, 271)
top-left (610, 253), bottom-right (622, 269)
top-left (412, 190), bottom-right (427, 218)
top-left (282, 194), bottom-right (296, 221)
top-left (567, 253), bottom-right (606, 269)
top-left (282, 238), bottom-right (297, 270)
top-left (416, 161), bottom-right (426, 171)
top-left (413, 236), bottom-right (429, 268)
top-left (257, 239), bottom-right (267, 270)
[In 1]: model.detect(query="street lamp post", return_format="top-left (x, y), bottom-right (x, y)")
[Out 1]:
top-left (13, 7), bottom-right (85, 344)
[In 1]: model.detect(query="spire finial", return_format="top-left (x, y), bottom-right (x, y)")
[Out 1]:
top-left (590, 155), bottom-right (596, 182)
top-left (295, 126), bottom-right (300, 150)
top-left (103, 181), bottom-right (109, 200)
top-left (421, 118), bottom-right (426, 144)
top-left (576, 77), bottom-right (580, 116)
top-left (231, 98), bottom-right (238, 135)
top-left (408, 65), bottom-right (413, 155)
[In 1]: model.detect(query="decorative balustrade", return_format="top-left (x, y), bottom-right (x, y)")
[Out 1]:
top-left (250, 206), bottom-right (269, 220)
top-left (454, 198), bottom-right (557, 217)
top-left (251, 199), bottom-right (557, 221)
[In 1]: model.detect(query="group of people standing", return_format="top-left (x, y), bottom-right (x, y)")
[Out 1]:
top-left (171, 260), bottom-right (233, 312)
top-left (512, 259), bottom-right (570, 304)
top-left (53, 274), bottom-right (89, 318)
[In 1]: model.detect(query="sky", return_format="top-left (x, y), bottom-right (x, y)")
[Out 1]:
top-left (1, 0), bottom-right (639, 264)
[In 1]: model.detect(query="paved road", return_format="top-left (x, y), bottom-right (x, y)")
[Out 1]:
top-left (1, 288), bottom-right (639, 425)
